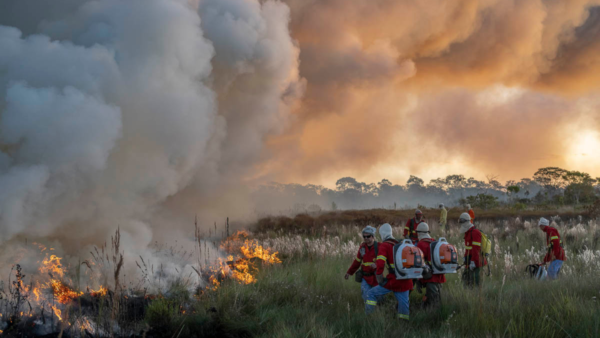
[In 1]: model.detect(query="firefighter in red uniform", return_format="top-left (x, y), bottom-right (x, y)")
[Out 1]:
top-left (345, 226), bottom-right (379, 300)
top-left (538, 217), bottom-right (566, 279)
top-left (415, 222), bottom-right (445, 308)
top-left (404, 209), bottom-right (425, 244)
top-left (459, 213), bottom-right (485, 287)
top-left (365, 223), bottom-right (413, 320)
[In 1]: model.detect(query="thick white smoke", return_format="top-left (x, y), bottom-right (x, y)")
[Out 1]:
top-left (0, 0), bottom-right (303, 277)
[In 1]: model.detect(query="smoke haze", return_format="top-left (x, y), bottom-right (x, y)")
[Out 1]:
top-left (1, 0), bottom-right (600, 258)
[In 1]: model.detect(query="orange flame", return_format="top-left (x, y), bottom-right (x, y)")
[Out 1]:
top-left (33, 287), bottom-right (41, 302)
top-left (48, 280), bottom-right (83, 304)
top-left (40, 255), bottom-right (65, 278)
top-left (240, 240), bottom-right (281, 264)
top-left (90, 286), bottom-right (108, 297)
top-left (207, 232), bottom-right (281, 290)
top-left (51, 306), bottom-right (62, 321)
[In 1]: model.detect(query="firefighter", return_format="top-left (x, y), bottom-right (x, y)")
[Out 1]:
top-left (365, 223), bottom-right (413, 320)
top-left (538, 218), bottom-right (566, 279)
top-left (345, 226), bottom-right (379, 300)
top-left (404, 209), bottom-right (425, 244)
top-left (439, 204), bottom-right (448, 233)
top-left (415, 222), bottom-right (445, 308)
top-left (467, 204), bottom-right (475, 224)
top-left (459, 213), bottom-right (485, 287)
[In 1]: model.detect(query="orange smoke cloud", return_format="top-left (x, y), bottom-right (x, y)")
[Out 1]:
top-left (256, 0), bottom-right (600, 185)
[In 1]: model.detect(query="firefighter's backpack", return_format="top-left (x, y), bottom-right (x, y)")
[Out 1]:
top-left (480, 231), bottom-right (492, 257)
top-left (430, 237), bottom-right (458, 274)
top-left (393, 239), bottom-right (425, 279)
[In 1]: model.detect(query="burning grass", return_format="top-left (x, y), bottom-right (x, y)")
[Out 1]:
top-left (0, 228), bottom-right (281, 337)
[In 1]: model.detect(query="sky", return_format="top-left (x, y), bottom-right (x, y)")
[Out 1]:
top-left (254, 0), bottom-right (600, 188)
top-left (0, 0), bottom-right (600, 252)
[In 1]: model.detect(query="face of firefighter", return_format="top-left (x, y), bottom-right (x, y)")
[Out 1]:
top-left (539, 224), bottom-right (546, 231)
top-left (416, 214), bottom-right (423, 221)
top-left (362, 233), bottom-right (375, 246)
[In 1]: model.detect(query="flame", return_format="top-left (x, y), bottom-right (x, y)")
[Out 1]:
top-left (51, 306), bottom-right (62, 321)
top-left (40, 255), bottom-right (65, 278)
top-left (207, 231), bottom-right (281, 290)
top-left (240, 240), bottom-right (281, 264)
top-left (90, 286), bottom-right (107, 297)
top-left (48, 279), bottom-right (83, 304)
top-left (230, 259), bottom-right (255, 284)
top-left (33, 287), bottom-right (41, 302)
top-left (80, 317), bottom-right (93, 331)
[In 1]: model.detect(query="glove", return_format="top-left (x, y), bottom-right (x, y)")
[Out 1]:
top-left (376, 274), bottom-right (387, 286)
top-left (469, 261), bottom-right (476, 271)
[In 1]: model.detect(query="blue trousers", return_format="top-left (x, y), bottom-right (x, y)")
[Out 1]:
top-left (548, 260), bottom-right (563, 280)
top-left (361, 279), bottom-right (375, 301)
top-left (365, 285), bottom-right (410, 320)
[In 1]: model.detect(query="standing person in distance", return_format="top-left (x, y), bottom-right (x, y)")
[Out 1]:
top-left (415, 223), bottom-right (446, 308)
top-left (459, 213), bottom-right (485, 287)
top-left (345, 226), bottom-right (379, 300)
top-left (467, 204), bottom-right (475, 224)
top-left (404, 209), bottom-right (425, 244)
top-left (538, 217), bottom-right (566, 280)
top-left (365, 223), bottom-right (413, 320)
top-left (439, 204), bottom-right (448, 233)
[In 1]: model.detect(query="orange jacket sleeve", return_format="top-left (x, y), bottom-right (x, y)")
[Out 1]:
top-left (468, 210), bottom-right (475, 224)
top-left (347, 246), bottom-right (363, 275)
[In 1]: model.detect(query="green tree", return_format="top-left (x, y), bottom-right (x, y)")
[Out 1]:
top-left (461, 193), bottom-right (499, 210)
top-left (563, 171), bottom-right (596, 204)
top-left (507, 185), bottom-right (521, 203)
top-left (533, 167), bottom-right (568, 195)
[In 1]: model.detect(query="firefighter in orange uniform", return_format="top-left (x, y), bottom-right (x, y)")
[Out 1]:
top-left (459, 213), bottom-right (485, 287)
top-left (538, 217), bottom-right (566, 279)
top-left (415, 223), bottom-right (445, 308)
top-left (404, 209), bottom-right (425, 244)
top-left (345, 226), bottom-right (379, 300)
top-left (365, 223), bottom-right (413, 320)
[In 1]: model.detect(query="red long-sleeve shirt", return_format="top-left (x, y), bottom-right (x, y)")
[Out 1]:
top-left (468, 209), bottom-right (475, 224)
top-left (416, 238), bottom-right (446, 284)
top-left (375, 239), bottom-right (413, 292)
top-left (464, 227), bottom-right (486, 267)
top-left (346, 242), bottom-right (379, 286)
top-left (404, 218), bottom-right (424, 244)
top-left (542, 226), bottom-right (566, 263)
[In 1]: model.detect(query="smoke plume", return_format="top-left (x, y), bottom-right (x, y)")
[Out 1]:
top-left (1, 0), bottom-right (600, 263)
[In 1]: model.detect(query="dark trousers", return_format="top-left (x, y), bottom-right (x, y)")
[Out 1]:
top-left (462, 267), bottom-right (481, 288)
top-left (423, 282), bottom-right (442, 308)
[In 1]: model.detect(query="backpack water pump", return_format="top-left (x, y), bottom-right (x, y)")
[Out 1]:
top-left (393, 239), bottom-right (425, 279)
top-left (430, 237), bottom-right (458, 274)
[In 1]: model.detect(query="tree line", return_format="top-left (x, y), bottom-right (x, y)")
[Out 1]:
top-left (252, 167), bottom-right (600, 214)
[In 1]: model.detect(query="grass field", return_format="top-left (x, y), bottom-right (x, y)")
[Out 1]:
top-left (2, 214), bottom-right (599, 337)
top-left (173, 216), bottom-right (600, 338)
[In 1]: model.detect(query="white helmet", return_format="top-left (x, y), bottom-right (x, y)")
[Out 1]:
top-left (439, 203), bottom-right (444, 208)
top-left (466, 204), bottom-right (471, 209)
top-left (416, 222), bottom-right (431, 240)
top-left (459, 213), bottom-right (472, 234)
top-left (538, 217), bottom-right (549, 226)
